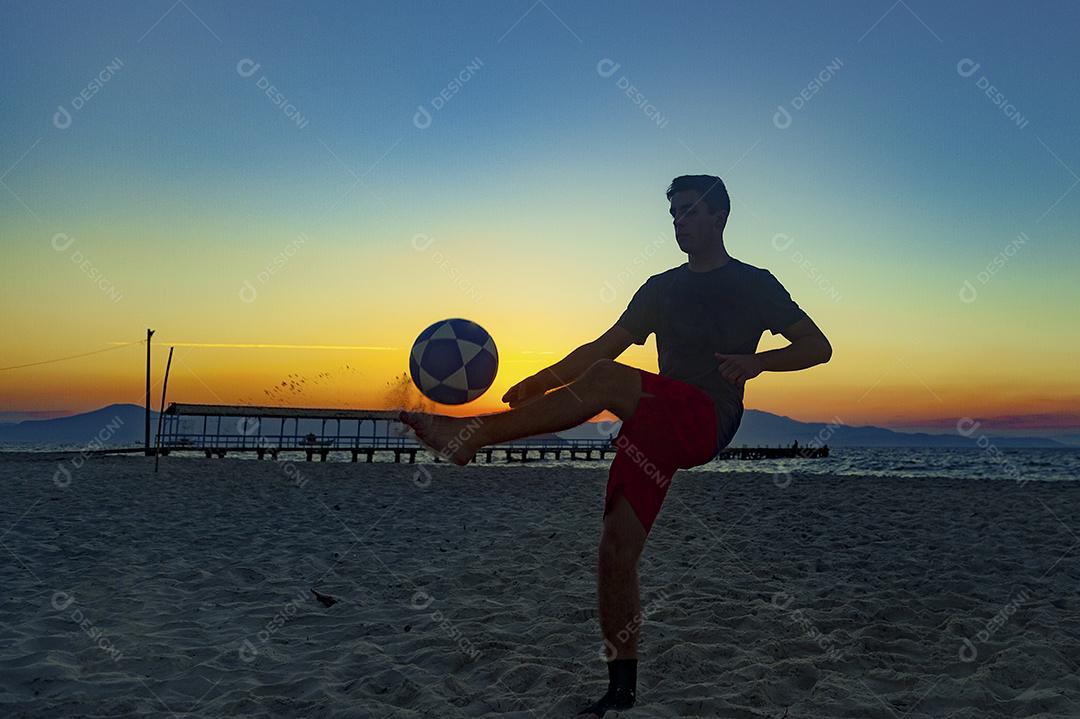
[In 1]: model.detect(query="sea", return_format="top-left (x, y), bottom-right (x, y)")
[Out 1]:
top-left (1, 444), bottom-right (1077, 483)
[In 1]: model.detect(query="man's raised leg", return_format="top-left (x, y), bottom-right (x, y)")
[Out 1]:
top-left (398, 359), bottom-right (646, 465)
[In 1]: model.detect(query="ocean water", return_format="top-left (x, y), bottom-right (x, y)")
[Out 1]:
top-left (488, 446), bottom-right (1078, 483)
top-left (2, 444), bottom-right (1078, 483)
top-left (688, 446), bottom-right (1080, 483)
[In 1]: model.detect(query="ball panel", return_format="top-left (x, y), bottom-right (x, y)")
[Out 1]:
top-left (442, 365), bottom-right (470, 391)
top-left (410, 339), bottom-right (427, 371)
top-left (457, 339), bottom-right (484, 365)
top-left (417, 366), bottom-right (441, 391)
top-left (448, 318), bottom-right (490, 346)
top-left (428, 383), bottom-right (468, 405)
top-left (464, 349), bottom-right (498, 389)
top-left (420, 338), bottom-right (465, 381)
top-left (429, 321), bottom-right (459, 342)
top-left (415, 322), bottom-right (442, 343)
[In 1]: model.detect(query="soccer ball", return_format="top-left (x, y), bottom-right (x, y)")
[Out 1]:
top-left (409, 318), bottom-right (499, 404)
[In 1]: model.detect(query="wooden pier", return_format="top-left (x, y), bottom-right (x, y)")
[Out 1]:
top-left (157, 402), bottom-right (827, 464)
top-left (159, 402), bottom-right (619, 463)
top-left (716, 445), bottom-right (828, 460)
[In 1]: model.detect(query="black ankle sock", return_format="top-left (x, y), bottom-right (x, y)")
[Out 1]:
top-left (578, 659), bottom-right (637, 716)
top-left (607, 658), bottom-right (637, 696)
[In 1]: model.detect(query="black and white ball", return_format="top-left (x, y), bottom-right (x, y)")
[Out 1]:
top-left (409, 318), bottom-right (499, 404)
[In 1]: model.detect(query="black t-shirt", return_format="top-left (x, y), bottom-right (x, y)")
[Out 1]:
top-left (615, 258), bottom-right (807, 452)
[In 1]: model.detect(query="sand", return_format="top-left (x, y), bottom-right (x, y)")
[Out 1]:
top-left (1, 453), bottom-right (1078, 718)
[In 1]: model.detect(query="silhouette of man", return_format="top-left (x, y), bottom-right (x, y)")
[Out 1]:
top-left (400, 174), bottom-right (832, 717)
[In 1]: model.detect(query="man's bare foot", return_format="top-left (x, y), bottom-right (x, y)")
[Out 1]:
top-left (397, 411), bottom-right (482, 466)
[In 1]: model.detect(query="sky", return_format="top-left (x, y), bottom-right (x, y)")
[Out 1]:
top-left (1, 1), bottom-right (1078, 438)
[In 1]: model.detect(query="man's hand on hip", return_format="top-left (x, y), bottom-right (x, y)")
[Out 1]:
top-left (713, 353), bottom-right (764, 386)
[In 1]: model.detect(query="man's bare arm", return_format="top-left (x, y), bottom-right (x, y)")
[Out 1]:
top-left (501, 325), bottom-right (634, 406)
top-left (714, 316), bottom-right (831, 385)
top-left (538, 324), bottom-right (635, 384)
top-left (757, 316), bottom-right (832, 372)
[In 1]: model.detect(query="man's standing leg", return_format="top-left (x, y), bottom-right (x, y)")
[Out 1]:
top-left (599, 492), bottom-right (647, 659)
top-left (577, 491), bottom-right (647, 718)
top-left (578, 367), bottom-right (706, 716)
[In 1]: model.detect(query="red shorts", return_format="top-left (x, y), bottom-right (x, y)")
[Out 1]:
top-left (603, 368), bottom-right (719, 534)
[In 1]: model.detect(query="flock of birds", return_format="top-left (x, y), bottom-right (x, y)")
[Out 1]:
top-left (232, 363), bottom-right (434, 416)
top-left (232, 363), bottom-right (363, 406)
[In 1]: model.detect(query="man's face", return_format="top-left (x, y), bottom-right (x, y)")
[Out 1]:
top-left (669, 189), bottom-right (723, 253)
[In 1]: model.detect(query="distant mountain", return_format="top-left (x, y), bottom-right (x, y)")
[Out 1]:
top-left (0, 403), bottom-right (154, 446)
top-left (0, 403), bottom-right (1067, 449)
top-left (560, 409), bottom-right (1066, 448)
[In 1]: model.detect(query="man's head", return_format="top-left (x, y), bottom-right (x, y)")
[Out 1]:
top-left (666, 175), bottom-right (730, 253)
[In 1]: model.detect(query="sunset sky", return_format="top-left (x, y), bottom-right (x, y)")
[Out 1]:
top-left (1, 1), bottom-right (1078, 438)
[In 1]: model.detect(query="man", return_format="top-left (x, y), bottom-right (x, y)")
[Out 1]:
top-left (399, 174), bottom-right (832, 717)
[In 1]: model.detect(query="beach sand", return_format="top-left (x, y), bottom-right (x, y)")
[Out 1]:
top-left (1, 453), bottom-right (1078, 718)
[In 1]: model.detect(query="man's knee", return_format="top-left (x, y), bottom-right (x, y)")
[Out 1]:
top-left (580, 360), bottom-right (640, 415)
top-left (580, 358), bottom-right (621, 388)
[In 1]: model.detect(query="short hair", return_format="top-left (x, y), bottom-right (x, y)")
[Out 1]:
top-left (666, 175), bottom-right (730, 228)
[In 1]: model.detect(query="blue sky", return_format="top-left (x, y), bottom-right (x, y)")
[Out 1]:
top-left (2, 1), bottom-right (1078, 435)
